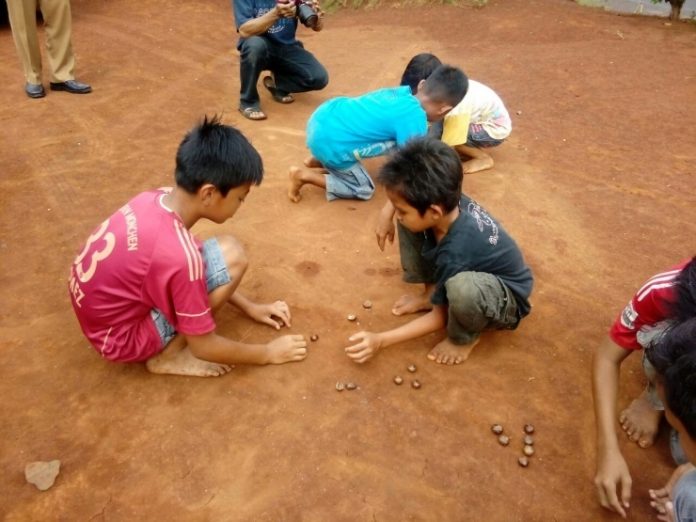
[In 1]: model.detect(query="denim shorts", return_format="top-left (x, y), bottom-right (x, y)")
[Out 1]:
top-left (466, 124), bottom-right (505, 148)
top-left (150, 238), bottom-right (231, 347)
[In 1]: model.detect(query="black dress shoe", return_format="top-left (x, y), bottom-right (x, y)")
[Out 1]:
top-left (49, 79), bottom-right (92, 94)
top-left (25, 83), bottom-right (46, 98)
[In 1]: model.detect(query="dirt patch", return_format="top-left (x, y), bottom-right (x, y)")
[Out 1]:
top-left (0, 0), bottom-right (694, 519)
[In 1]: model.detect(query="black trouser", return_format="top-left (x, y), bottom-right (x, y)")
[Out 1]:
top-left (238, 36), bottom-right (328, 109)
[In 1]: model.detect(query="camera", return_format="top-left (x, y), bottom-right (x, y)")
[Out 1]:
top-left (295, 0), bottom-right (318, 29)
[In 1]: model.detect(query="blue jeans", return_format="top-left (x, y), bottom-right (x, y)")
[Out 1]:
top-left (238, 36), bottom-right (328, 109)
top-left (674, 470), bottom-right (696, 522)
top-left (150, 238), bottom-right (231, 347)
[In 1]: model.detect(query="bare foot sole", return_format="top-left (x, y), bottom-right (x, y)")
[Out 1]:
top-left (619, 390), bottom-right (662, 448)
top-left (288, 166), bottom-right (304, 203)
top-left (427, 337), bottom-right (480, 365)
top-left (304, 156), bottom-right (323, 168)
top-left (392, 293), bottom-right (433, 316)
top-left (462, 156), bottom-right (494, 174)
top-left (146, 347), bottom-right (232, 377)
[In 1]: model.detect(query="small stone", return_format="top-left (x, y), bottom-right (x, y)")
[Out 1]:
top-left (345, 382), bottom-right (357, 390)
top-left (524, 424), bottom-right (535, 434)
top-left (310, 334), bottom-right (318, 342)
top-left (518, 456), bottom-right (529, 468)
top-left (523, 435), bottom-right (534, 446)
top-left (516, 110), bottom-right (522, 115)
top-left (335, 382), bottom-right (345, 392)
top-left (393, 376), bottom-right (403, 385)
top-left (411, 380), bottom-right (421, 389)
top-left (25, 460), bottom-right (61, 491)
top-left (523, 445), bottom-right (535, 457)
top-left (407, 364), bottom-right (417, 373)
top-left (498, 434), bottom-right (510, 446)
top-left (491, 424), bottom-right (504, 435)
top-left (347, 314), bottom-right (357, 322)
top-left (362, 300), bottom-right (372, 309)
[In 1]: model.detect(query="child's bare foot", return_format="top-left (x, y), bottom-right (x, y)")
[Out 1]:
top-left (266, 334), bottom-right (308, 364)
top-left (392, 293), bottom-right (433, 316)
top-left (619, 390), bottom-right (663, 447)
top-left (146, 347), bottom-right (232, 377)
top-left (427, 336), bottom-right (480, 365)
top-left (288, 166), bottom-right (305, 203)
top-left (304, 156), bottom-right (323, 168)
top-left (462, 156), bottom-right (494, 174)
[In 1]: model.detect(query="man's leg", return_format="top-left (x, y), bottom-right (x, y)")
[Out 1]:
top-left (270, 42), bottom-right (328, 96)
top-left (239, 36), bottom-right (271, 111)
top-left (41, 0), bottom-right (76, 82)
top-left (146, 236), bottom-right (247, 377)
top-left (391, 224), bottom-right (435, 316)
top-left (428, 271), bottom-right (518, 365)
top-left (6, 0), bottom-right (42, 85)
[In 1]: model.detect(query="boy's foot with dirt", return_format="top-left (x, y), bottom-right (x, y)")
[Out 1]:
top-left (288, 167), bottom-right (305, 203)
top-left (427, 337), bottom-right (480, 365)
top-left (392, 293), bottom-right (433, 316)
top-left (304, 156), bottom-right (323, 168)
top-left (146, 347), bottom-right (232, 377)
top-left (462, 156), bottom-right (494, 174)
top-left (619, 390), bottom-right (663, 447)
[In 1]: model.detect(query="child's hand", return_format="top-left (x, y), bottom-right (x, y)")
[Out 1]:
top-left (345, 331), bottom-right (383, 363)
top-left (375, 212), bottom-right (395, 252)
top-left (247, 300), bottom-right (292, 330)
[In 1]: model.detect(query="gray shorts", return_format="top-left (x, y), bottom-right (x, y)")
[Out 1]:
top-left (150, 238), bottom-right (231, 347)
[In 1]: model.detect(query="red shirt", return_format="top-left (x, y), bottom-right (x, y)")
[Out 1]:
top-left (609, 260), bottom-right (689, 350)
top-left (69, 190), bottom-right (215, 362)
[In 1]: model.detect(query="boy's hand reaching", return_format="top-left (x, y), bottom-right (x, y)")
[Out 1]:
top-left (345, 331), bottom-right (384, 363)
top-left (594, 451), bottom-right (632, 518)
top-left (247, 300), bottom-right (292, 330)
top-left (375, 207), bottom-right (395, 251)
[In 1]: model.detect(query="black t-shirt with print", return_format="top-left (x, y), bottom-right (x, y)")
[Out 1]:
top-left (422, 195), bottom-right (533, 316)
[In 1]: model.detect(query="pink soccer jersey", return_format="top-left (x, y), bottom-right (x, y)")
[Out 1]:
top-left (609, 260), bottom-right (689, 350)
top-left (69, 190), bottom-right (216, 362)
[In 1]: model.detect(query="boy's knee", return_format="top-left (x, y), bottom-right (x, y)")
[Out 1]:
top-left (240, 37), bottom-right (268, 62)
top-left (445, 272), bottom-right (486, 314)
top-left (216, 235), bottom-right (248, 275)
top-left (311, 68), bottom-right (329, 90)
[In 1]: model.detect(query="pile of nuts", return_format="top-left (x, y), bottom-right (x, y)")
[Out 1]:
top-left (490, 423), bottom-right (536, 467)
top-left (393, 363), bottom-right (421, 389)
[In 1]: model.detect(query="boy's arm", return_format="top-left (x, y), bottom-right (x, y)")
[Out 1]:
top-left (345, 305), bottom-right (447, 363)
top-left (229, 292), bottom-right (292, 329)
top-left (593, 336), bottom-right (634, 518)
top-left (186, 331), bottom-right (306, 365)
top-left (375, 200), bottom-right (396, 251)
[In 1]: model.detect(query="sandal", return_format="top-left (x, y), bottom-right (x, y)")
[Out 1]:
top-left (263, 75), bottom-right (294, 104)
top-left (238, 106), bottom-right (267, 121)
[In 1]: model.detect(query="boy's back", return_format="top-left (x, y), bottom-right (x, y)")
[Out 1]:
top-left (307, 86), bottom-right (427, 169)
top-left (69, 189), bottom-right (214, 362)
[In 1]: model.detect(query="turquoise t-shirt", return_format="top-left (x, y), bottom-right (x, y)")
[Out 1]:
top-left (306, 86), bottom-right (427, 170)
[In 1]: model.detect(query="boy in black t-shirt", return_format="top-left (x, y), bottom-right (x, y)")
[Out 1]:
top-left (345, 138), bottom-right (533, 364)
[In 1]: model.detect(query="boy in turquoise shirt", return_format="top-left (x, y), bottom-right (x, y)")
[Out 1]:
top-left (287, 64), bottom-right (468, 202)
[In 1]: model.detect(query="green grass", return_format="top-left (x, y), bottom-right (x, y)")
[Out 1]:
top-left (321, 0), bottom-right (487, 12)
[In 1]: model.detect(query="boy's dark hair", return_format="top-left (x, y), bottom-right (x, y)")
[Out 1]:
top-left (421, 64), bottom-right (469, 108)
top-left (672, 256), bottom-right (696, 322)
top-left (646, 317), bottom-right (696, 439)
top-left (400, 53), bottom-right (442, 94)
top-left (175, 115), bottom-right (263, 196)
top-left (378, 137), bottom-right (462, 215)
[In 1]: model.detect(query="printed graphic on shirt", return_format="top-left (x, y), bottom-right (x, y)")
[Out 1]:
top-left (466, 201), bottom-right (499, 245)
top-left (255, 7), bottom-right (294, 34)
top-left (619, 301), bottom-right (638, 330)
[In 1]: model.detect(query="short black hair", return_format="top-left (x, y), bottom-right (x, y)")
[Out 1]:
top-left (645, 318), bottom-right (696, 439)
top-left (175, 115), bottom-right (263, 196)
top-left (421, 64), bottom-right (468, 108)
top-left (378, 137), bottom-right (462, 215)
top-left (672, 256), bottom-right (696, 322)
top-left (400, 53), bottom-right (442, 94)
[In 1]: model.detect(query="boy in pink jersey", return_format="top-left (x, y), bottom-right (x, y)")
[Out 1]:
top-left (592, 256), bottom-right (695, 517)
top-left (69, 116), bottom-right (308, 377)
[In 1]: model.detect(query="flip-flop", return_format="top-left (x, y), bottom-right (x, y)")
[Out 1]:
top-left (238, 106), bottom-right (267, 121)
top-left (263, 76), bottom-right (294, 104)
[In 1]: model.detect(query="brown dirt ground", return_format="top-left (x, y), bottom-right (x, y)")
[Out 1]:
top-left (1, 0), bottom-right (695, 519)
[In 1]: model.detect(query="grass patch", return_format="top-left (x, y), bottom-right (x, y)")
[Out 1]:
top-left (321, 0), bottom-right (487, 11)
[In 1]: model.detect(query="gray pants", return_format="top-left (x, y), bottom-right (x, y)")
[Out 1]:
top-left (674, 470), bottom-right (696, 522)
top-left (398, 224), bottom-right (519, 344)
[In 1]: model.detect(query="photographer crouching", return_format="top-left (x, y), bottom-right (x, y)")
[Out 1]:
top-left (233, 0), bottom-right (329, 120)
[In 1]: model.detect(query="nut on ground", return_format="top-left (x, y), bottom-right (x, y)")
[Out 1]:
top-left (524, 423), bottom-right (535, 434)
top-left (411, 380), bottom-right (421, 389)
top-left (362, 300), bottom-right (372, 309)
top-left (345, 382), bottom-right (357, 390)
top-left (523, 445), bottom-right (535, 457)
top-left (498, 434), bottom-right (510, 446)
top-left (407, 364), bottom-right (417, 373)
top-left (518, 456), bottom-right (529, 468)
top-left (335, 382), bottom-right (345, 391)
top-left (393, 376), bottom-right (403, 385)
top-left (347, 314), bottom-right (357, 321)
top-left (491, 424), bottom-right (504, 435)
top-left (523, 435), bottom-right (534, 446)
top-left (310, 334), bottom-right (318, 342)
